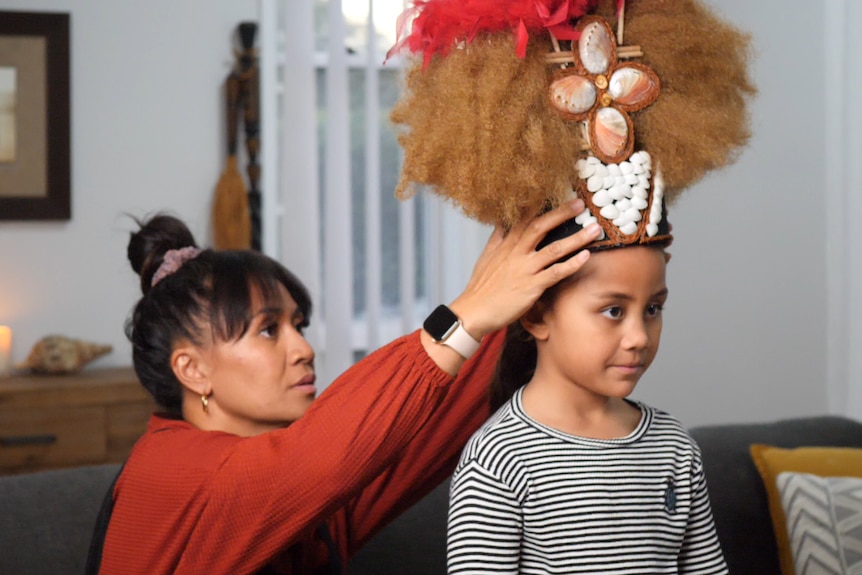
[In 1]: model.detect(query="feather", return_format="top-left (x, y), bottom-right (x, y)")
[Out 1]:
top-left (390, 0), bottom-right (599, 62)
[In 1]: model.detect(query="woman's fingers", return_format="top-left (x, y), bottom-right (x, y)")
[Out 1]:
top-left (449, 203), bottom-right (602, 338)
top-left (506, 199), bottom-right (586, 252)
top-left (533, 221), bottom-right (600, 271)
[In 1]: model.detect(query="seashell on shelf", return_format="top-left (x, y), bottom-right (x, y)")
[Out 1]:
top-left (579, 20), bottom-right (613, 75)
top-left (549, 75), bottom-right (596, 117)
top-left (609, 67), bottom-right (659, 108)
top-left (15, 335), bottom-right (113, 375)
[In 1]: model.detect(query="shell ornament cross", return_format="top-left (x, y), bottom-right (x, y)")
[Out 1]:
top-left (547, 15), bottom-right (667, 248)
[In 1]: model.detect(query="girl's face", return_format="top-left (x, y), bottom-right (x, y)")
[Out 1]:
top-left (196, 283), bottom-right (316, 436)
top-left (527, 246), bottom-right (667, 404)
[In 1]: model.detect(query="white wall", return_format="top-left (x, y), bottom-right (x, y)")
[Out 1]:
top-left (0, 1), bottom-right (258, 369)
top-left (0, 0), bottom-right (854, 428)
top-left (634, 0), bottom-right (832, 425)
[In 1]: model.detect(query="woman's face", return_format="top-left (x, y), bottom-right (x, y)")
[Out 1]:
top-left (530, 246), bottom-right (668, 405)
top-left (197, 283), bottom-right (316, 436)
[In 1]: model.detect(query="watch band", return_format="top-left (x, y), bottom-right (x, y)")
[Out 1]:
top-left (441, 320), bottom-right (482, 359)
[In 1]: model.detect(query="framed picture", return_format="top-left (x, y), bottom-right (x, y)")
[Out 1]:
top-left (0, 11), bottom-right (70, 220)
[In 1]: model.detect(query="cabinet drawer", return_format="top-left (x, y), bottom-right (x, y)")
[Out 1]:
top-left (0, 406), bottom-right (106, 473)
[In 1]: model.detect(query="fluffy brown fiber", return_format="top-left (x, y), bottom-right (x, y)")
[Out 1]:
top-left (391, 0), bottom-right (755, 227)
top-left (391, 35), bottom-right (583, 227)
top-left (621, 0), bottom-right (756, 201)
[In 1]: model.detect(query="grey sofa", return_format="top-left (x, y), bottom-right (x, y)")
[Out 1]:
top-left (2, 416), bottom-right (861, 575)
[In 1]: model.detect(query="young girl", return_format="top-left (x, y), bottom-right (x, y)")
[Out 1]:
top-left (446, 243), bottom-right (728, 573)
top-left (385, 0), bottom-right (751, 571)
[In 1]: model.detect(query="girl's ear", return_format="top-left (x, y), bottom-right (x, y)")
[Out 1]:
top-left (171, 345), bottom-right (211, 397)
top-left (521, 301), bottom-right (550, 342)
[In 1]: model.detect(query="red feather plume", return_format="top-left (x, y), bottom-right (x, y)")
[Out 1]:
top-left (388, 0), bottom-right (600, 64)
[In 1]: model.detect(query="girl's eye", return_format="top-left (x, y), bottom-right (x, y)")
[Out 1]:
top-left (260, 322), bottom-right (279, 338)
top-left (646, 303), bottom-right (664, 317)
top-left (601, 307), bottom-right (623, 319)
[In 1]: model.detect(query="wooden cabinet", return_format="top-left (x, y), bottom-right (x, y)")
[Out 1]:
top-left (0, 367), bottom-right (155, 475)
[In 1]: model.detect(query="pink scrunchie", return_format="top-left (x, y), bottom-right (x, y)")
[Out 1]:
top-left (151, 247), bottom-right (202, 287)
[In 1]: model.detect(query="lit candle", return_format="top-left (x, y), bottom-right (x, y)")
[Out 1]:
top-left (0, 326), bottom-right (11, 377)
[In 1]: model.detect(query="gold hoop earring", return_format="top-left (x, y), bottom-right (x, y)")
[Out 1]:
top-left (201, 394), bottom-right (209, 413)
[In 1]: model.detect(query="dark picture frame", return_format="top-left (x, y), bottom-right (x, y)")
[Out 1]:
top-left (0, 11), bottom-right (70, 220)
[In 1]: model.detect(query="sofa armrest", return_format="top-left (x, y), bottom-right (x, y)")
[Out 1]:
top-left (690, 415), bottom-right (862, 575)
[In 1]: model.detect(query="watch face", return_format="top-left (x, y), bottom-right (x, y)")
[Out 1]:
top-left (423, 305), bottom-right (459, 341)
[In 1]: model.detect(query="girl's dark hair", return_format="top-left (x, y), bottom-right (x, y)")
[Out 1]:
top-left (489, 321), bottom-right (538, 413)
top-left (489, 280), bottom-right (564, 413)
top-left (125, 213), bottom-right (311, 417)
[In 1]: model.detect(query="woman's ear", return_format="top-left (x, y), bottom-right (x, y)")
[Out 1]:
top-left (520, 301), bottom-right (550, 342)
top-left (171, 345), bottom-right (211, 397)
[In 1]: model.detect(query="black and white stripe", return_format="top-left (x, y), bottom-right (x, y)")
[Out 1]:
top-left (447, 389), bottom-right (727, 574)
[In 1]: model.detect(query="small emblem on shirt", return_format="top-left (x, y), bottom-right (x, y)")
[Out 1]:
top-left (664, 478), bottom-right (677, 513)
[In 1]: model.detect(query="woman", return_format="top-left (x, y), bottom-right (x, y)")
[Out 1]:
top-left (95, 201), bottom-right (600, 574)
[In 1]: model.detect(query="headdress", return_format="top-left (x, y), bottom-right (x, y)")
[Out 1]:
top-left (389, 0), bottom-right (755, 249)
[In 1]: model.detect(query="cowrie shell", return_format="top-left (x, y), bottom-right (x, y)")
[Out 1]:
top-left (600, 204), bottom-right (620, 219)
top-left (576, 159), bottom-right (595, 179)
top-left (592, 189), bottom-right (613, 207)
top-left (620, 221), bottom-right (639, 235)
top-left (594, 164), bottom-right (609, 179)
top-left (613, 215), bottom-right (631, 228)
top-left (631, 196), bottom-right (648, 210)
top-left (624, 207), bottom-right (642, 222)
top-left (610, 185), bottom-right (629, 200)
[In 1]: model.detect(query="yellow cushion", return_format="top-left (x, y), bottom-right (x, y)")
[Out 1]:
top-left (749, 444), bottom-right (862, 575)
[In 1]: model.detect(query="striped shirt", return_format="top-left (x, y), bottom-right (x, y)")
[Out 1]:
top-left (447, 388), bottom-right (727, 574)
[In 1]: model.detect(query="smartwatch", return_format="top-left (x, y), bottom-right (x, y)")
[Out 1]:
top-left (423, 305), bottom-right (482, 359)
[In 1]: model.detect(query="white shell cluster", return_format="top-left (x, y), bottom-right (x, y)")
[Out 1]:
top-left (574, 151), bottom-right (665, 238)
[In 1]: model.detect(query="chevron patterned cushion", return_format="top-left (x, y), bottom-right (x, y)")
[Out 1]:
top-left (776, 472), bottom-right (862, 575)
top-left (751, 445), bottom-right (862, 575)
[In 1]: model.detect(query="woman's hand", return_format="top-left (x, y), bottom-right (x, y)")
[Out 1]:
top-left (451, 199), bottom-right (601, 339)
top-left (420, 200), bottom-right (601, 374)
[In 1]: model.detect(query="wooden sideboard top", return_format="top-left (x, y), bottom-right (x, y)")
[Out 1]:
top-left (0, 367), bottom-right (151, 409)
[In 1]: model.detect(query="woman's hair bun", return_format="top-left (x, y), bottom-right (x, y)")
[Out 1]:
top-left (127, 213), bottom-right (198, 294)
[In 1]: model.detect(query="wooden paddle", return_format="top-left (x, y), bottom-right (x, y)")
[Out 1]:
top-left (212, 66), bottom-right (251, 250)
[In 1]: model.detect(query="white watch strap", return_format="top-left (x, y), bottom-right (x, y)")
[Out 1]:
top-left (442, 321), bottom-right (482, 359)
